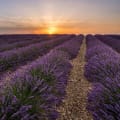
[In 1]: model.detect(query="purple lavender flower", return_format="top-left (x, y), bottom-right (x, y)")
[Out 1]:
top-left (0, 35), bottom-right (73, 72)
top-left (87, 76), bottom-right (120, 120)
top-left (85, 52), bottom-right (120, 82)
top-left (0, 35), bottom-right (83, 119)
top-left (85, 34), bottom-right (120, 120)
top-left (96, 35), bottom-right (120, 53)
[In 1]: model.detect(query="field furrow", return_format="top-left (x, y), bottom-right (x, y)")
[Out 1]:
top-left (57, 38), bottom-right (92, 120)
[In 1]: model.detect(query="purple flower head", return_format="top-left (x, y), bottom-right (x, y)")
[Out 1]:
top-left (87, 76), bottom-right (120, 120)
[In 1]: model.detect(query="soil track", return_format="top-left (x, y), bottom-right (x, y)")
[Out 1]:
top-left (57, 37), bottom-right (92, 120)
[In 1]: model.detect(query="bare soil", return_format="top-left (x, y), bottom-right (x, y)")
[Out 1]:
top-left (57, 38), bottom-right (93, 120)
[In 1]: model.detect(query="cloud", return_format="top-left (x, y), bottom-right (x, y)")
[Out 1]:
top-left (0, 17), bottom-right (120, 34)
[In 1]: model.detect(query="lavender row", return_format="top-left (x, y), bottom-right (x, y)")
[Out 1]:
top-left (95, 35), bottom-right (120, 53)
top-left (0, 34), bottom-right (57, 45)
top-left (85, 35), bottom-right (116, 61)
top-left (85, 35), bottom-right (120, 120)
top-left (0, 35), bottom-right (57, 52)
top-left (0, 35), bottom-right (83, 120)
top-left (0, 35), bottom-right (73, 73)
top-left (105, 35), bottom-right (120, 40)
top-left (55, 35), bottom-right (83, 59)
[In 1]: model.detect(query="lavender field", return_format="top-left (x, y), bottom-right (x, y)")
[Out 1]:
top-left (0, 34), bottom-right (120, 120)
top-left (0, 0), bottom-right (120, 119)
top-left (0, 34), bottom-right (83, 120)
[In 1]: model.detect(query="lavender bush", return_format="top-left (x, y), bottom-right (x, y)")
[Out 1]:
top-left (85, 34), bottom-right (120, 120)
top-left (0, 35), bottom-right (73, 72)
top-left (0, 34), bottom-right (57, 45)
top-left (0, 35), bottom-right (83, 119)
top-left (87, 75), bottom-right (120, 120)
top-left (85, 35), bottom-right (117, 61)
top-left (95, 35), bottom-right (120, 53)
top-left (0, 77), bottom-right (57, 120)
top-left (0, 50), bottom-right (71, 120)
top-left (56, 35), bottom-right (83, 59)
top-left (0, 35), bottom-right (56, 52)
top-left (85, 52), bottom-right (120, 82)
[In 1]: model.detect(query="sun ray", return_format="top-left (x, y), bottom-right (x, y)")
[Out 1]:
top-left (47, 26), bottom-right (57, 34)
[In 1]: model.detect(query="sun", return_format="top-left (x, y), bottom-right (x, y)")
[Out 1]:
top-left (48, 26), bottom-right (57, 34)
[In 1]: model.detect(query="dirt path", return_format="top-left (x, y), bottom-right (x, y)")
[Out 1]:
top-left (57, 38), bottom-right (92, 120)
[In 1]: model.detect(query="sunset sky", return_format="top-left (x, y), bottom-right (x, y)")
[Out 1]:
top-left (0, 0), bottom-right (120, 34)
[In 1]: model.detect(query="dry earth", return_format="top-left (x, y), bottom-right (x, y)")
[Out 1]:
top-left (57, 38), bottom-right (93, 120)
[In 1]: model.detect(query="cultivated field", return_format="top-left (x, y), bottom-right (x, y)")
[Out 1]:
top-left (0, 34), bottom-right (120, 120)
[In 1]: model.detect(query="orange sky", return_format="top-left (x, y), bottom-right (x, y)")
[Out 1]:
top-left (0, 0), bottom-right (120, 34)
top-left (25, 20), bottom-right (120, 34)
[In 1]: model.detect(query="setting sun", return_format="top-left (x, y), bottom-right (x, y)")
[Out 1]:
top-left (0, 0), bottom-right (120, 119)
top-left (48, 26), bottom-right (57, 34)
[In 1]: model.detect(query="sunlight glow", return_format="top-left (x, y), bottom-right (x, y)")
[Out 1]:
top-left (47, 26), bottom-right (57, 34)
